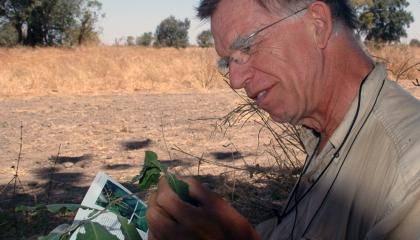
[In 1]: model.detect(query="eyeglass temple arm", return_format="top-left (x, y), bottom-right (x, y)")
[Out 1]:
top-left (246, 7), bottom-right (308, 41)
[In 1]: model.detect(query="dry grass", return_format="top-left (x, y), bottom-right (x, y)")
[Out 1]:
top-left (368, 45), bottom-right (420, 84)
top-left (0, 45), bottom-right (419, 98)
top-left (0, 46), bottom-right (224, 97)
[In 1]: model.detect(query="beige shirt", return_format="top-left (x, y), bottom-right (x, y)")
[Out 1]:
top-left (256, 64), bottom-right (420, 240)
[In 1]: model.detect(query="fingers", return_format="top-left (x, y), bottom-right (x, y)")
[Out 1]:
top-left (155, 177), bottom-right (200, 222)
top-left (147, 192), bottom-right (168, 223)
top-left (148, 189), bottom-right (200, 240)
top-left (148, 231), bottom-right (157, 240)
top-left (147, 192), bottom-right (178, 240)
top-left (148, 176), bottom-right (259, 240)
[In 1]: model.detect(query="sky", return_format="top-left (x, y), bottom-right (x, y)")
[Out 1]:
top-left (98, 0), bottom-right (420, 45)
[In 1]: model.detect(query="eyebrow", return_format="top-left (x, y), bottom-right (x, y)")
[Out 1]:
top-left (228, 7), bottom-right (308, 51)
top-left (229, 22), bottom-right (269, 52)
top-left (230, 35), bottom-right (253, 51)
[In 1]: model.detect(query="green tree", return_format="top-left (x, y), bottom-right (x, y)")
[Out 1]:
top-left (136, 32), bottom-right (153, 46)
top-left (0, 0), bottom-right (102, 46)
top-left (409, 39), bottom-right (420, 48)
top-left (0, 0), bottom-right (39, 45)
top-left (197, 30), bottom-right (213, 48)
top-left (0, 21), bottom-right (18, 46)
top-left (352, 0), bottom-right (414, 43)
top-left (73, 0), bottom-right (103, 46)
top-left (126, 35), bottom-right (135, 46)
top-left (25, 0), bottom-right (79, 46)
top-left (154, 16), bottom-right (190, 48)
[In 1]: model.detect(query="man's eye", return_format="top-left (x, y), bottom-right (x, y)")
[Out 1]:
top-left (240, 45), bottom-right (251, 54)
top-left (218, 57), bottom-right (230, 69)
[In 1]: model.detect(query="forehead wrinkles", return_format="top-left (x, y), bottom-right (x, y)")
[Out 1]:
top-left (212, 0), bottom-right (273, 55)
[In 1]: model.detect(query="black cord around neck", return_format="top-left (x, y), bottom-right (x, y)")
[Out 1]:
top-left (276, 67), bottom-right (377, 239)
top-left (301, 75), bottom-right (385, 237)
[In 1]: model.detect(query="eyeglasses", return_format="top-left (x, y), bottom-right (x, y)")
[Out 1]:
top-left (217, 7), bottom-right (308, 77)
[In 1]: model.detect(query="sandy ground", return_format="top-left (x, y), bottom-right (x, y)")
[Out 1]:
top-left (0, 90), bottom-right (278, 207)
top-left (1, 84), bottom-right (418, 201)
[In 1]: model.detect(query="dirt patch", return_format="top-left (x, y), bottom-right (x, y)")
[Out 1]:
top-left (1, 90), bottom-right (292, 236)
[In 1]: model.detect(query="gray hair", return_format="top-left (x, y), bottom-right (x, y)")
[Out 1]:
top-left (196, 0), bottom-right (358, 30)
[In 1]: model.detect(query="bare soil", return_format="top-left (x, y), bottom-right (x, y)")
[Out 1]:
top-left (0, 90), bottom-right (263, 193)
top-left (1, 90), bottom-right (286, 237)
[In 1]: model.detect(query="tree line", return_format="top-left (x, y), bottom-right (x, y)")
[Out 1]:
top-left (0, 0), bottom-right (103, 46)
top-left (0, 0), bottom-right (418, 48)
top-left (121, 16), bottom-right (213, 48)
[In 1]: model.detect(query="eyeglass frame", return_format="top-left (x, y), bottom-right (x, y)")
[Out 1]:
top-left (217, 6), bottom-right (308, 76)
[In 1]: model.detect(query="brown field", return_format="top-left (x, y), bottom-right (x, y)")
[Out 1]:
top-left (0, 46), bottom-right (420, 97)
top-left (0, 46), bottom-right (418, 98)
top-left (0, 47), bottom-right (224, 97)
top-left (0, 46), bottom-right (419, 238)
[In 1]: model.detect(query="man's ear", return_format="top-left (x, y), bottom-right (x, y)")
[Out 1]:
top-left (308, 1), bottom-right (333, 49)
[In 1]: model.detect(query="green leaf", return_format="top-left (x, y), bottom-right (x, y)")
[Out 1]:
top-left (15, 205), bottom-right (29, 213)
top-left (46, 204), bottom-right (84, 214)
top-left (138, 167), bottom-right (161, 190)
top-left (136, 151), bottom-right (163, 190)
top-left (144, 151), bottom-right (158, 165)
top-left (143, 151), bottom-right (165, 171)
top-left (15, 204), bottom-right (84, 214)
top-left (117, 216), bottom-right (142, 240)
top-left (34, 204), bottom-right (47, 210)
top-left (137, 151), bottom-right (196, 205)
top-left (15, 204), bottom-right (45, 213)
top-left (166, 173), bottom-right (196, 205)
top-left (76, 222), bottom-right (119, 240)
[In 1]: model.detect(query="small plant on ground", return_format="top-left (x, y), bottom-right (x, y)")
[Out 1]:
top-left (13, 151), bottom-right (191, 240)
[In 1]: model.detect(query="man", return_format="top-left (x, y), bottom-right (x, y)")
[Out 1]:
top-left (147, 0), bottom-right (420, 239)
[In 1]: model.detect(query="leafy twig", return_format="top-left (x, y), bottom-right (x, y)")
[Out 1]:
top-left (133, 151), bottom-right (197, 205)
top-left (30, 191), bottom-right (143, 239)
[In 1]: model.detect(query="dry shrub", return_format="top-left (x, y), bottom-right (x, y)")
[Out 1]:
top-left (368, 45), bottom-right (420, 83)
top-left (0, 46), bottom-right (225, 97)
top-left (176, 86), bottom-right (308, 224)
top-left (191, 48), bottom-right (221, 89)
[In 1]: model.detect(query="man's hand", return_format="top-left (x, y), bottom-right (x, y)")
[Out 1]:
top-left (146, 177), bottom-right (260, 240)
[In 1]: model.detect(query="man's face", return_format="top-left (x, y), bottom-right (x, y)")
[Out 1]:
top-left (212, 0), bottom-right (325, 125)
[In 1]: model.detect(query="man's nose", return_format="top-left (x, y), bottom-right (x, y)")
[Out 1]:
top-left (228, 60), bottom-right (252, 89)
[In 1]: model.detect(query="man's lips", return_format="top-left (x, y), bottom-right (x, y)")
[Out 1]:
top-left (255, 90), bottom-right (267, 102)
top-left (248, 85), bottom-right (274, 103)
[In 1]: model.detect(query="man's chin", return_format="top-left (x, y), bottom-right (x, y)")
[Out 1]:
top-left (270, 113), bottom-right (295, 125)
